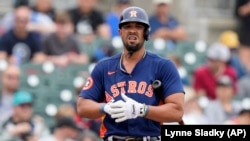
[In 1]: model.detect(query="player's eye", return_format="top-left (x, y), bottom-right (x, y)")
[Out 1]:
top-left (123, 24), bottom-right (131, 29)
top-left (135, 25), bottom-right (144, 30)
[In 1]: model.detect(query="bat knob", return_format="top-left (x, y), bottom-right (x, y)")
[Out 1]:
top-left (152, 80), bottom-right (162, 89)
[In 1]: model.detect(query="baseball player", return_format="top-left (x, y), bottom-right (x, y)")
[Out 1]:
top-left (77, 6), bottom-right (185, 141)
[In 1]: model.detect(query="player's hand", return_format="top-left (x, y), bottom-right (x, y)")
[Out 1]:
top-left (101, 100), bottom-right (124, 115)
top-left (110, 93), bottom-right (148, 123)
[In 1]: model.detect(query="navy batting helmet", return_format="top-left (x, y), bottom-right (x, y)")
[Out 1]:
top-left (119, 6), bottom-right (150, 41)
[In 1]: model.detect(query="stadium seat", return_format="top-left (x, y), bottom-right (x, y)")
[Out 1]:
top-left (175, 40), bottom-right (208, 75)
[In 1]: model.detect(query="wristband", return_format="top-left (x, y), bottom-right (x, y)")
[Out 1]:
top-left (140, 104), bottom-right (149, 117)
top-left (143, 104), bottom-right (149, 117)
top-left (100, 104), bottom-right (105, 114)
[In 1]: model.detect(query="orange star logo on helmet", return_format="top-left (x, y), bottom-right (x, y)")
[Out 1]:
top-left (130, 10), bottom-right (137, 17)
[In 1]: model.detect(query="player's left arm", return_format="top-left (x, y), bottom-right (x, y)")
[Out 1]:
top-left (145, 92), bottom-right (184, 123)
top-left (145, 60), bottom-right (185, 123)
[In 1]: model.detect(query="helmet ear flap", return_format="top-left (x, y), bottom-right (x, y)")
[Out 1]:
top-left (119, 16), bottom-right (124, 29)
top-left (144, 28), bottom-right (149, 41)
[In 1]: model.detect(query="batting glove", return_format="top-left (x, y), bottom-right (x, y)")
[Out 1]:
top-left (110, 93), bottom-right (149, 123)
top-left (100, 100), bottom-right (125, 115)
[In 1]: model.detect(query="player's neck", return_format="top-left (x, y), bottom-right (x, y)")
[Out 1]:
top-left (123, 48), bottom-right (146, 62)
top-left (122, 48), bottom-right (146, 74)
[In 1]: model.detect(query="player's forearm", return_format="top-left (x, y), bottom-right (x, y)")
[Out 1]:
top-left (145, 103), bottom-right (184, 123)
top-left (77, 97), bottom-right (104, 119)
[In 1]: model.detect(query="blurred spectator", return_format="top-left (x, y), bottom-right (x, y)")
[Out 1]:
top-left (0, 65), bottom-right (21, 124)
top-left (224, 109), bottom-right (250, 124)
top-left (38, 117), bottom-right (80, 141)
top-left (193, 43), bottom-right (237, 100)
top-left (149, 0), bottom-right (186, 45)
top-left (235, 0), bottom-right (250, 74)
top-left (219, 30), bottom-right (248, 79)
top-left (0, 91), bottom-right (49, 141)
top-left (0, 4), bottom-right (56, 36)
top-left (219, 30), bottom-right (239, 53)
top-left (92, 43), bottom-right (116, 63)
top-left (31, 0), bottom-right (55, 21)
top-left (42, 11), bottom-right (89, 67)
top-left (77, 33), bottom-right (105, 63)
top-left (183, 95), bottom-right (210, 125)
top-left (237, 61), bottom-right (250, 99)
top-left (55, 104), bottom-right (76, 121)
top-left (235, 0), bottom-right (250, 48)
top-left (168, 54), bottom-right (189, 86)
top-left (105, 0), bottom-right (131, 38)
top-left (68, 0), bottom-right (110, 40)
top-left (13, 0), bottom-right (29, 8)
top-left (77, 25), bottom-right (96, 45)
top-left (0, 6), bottom-right (46, 65)
top-left (204, 75), bottom-right (242, 124)
top-left (78, 130), bottom-right (100, 141)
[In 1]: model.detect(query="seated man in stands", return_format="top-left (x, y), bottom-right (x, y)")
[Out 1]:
top-left (42, 11), bottom-right (89, 67)
top-left (192, 43), bottom-right (237, 100)
top-left (38, 117), bottom-right (80, 141)
top-left (149, 0), bottom-right (186, 44)
top-left (204, 75), bottom-right (242, 124)
top-left (0, 65), bottom-right (21, 125)
top-left (0, 4), bottom-right (56, 36)
top-left (31, 0), bottom-right (55, 21)
top-left (0, 6), bottom-right (46, 65)
top-left (68, 0), bottom-right (110, 40)
top-left (0, 91), bottom-right (49, 141)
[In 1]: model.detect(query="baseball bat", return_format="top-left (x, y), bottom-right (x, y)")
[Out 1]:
top-left (152, 80), bottom-right (185, 125)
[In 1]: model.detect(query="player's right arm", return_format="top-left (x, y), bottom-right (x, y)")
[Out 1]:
top-left (77, 97), bottom-right (105, 119)
top-left (77, 62), bottom-right (106, 119)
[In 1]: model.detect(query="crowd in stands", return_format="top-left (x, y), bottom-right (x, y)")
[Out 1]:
top-left (0, 0), bottom-right (250, 140)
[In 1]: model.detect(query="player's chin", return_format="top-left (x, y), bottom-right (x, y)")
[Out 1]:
top-left (125, 43), bottom-right (142, 52)
top-left (126, 43), bottom-right (139, 49)
top-left (127, 39), bottom-right (141, 46)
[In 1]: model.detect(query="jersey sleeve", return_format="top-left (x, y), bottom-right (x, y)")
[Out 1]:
top-left (159, 60), bottom-right (185, 99)
top-left (79, 62), bottom-right (105, 102)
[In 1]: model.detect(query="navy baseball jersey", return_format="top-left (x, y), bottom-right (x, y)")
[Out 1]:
top-left (80, 51), bottom-right (185, 137)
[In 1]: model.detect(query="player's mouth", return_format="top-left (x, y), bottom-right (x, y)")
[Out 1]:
top-left (127, 35), bottom-right (138, 41)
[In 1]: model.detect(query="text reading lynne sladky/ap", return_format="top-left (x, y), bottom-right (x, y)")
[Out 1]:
top-left (161, 125), bottom-right (249, 140)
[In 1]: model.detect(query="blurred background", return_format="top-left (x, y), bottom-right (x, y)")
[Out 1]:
top-left (0, 0), bottom-right (250, 141)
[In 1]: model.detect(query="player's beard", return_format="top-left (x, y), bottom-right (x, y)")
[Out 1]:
top-left (123, 41), bottom-right (144, 57)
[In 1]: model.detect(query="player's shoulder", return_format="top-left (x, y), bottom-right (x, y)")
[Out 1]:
top-left (94, 53), bottom-right (121, 67)
top-left (146, 50), bottom-right (173, 64)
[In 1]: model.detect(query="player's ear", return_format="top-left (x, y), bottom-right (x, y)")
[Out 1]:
top-left (118, 29), bottom-right (122, 36)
